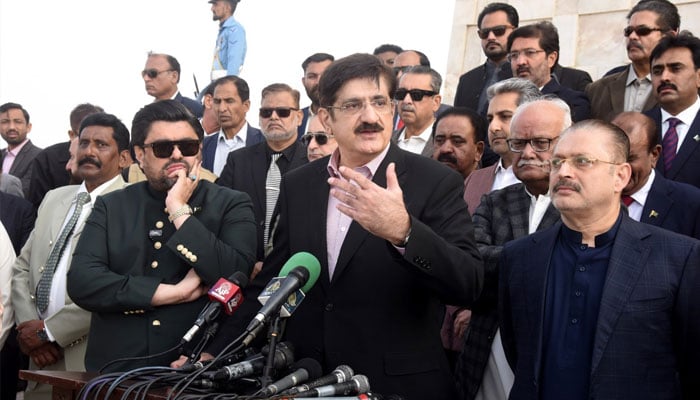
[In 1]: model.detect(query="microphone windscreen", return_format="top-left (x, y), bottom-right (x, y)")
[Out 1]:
top-left (294, 358), bottom-right (323, 380)
top-left (279, 252), bottom-right (321, 292)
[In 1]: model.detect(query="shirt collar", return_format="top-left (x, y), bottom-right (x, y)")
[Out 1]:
top-left (327, 143), bottom-right (390, 180)
top-left (266, 139), bottom-right (299, 161)
top-left (628, 168), bottom-right (655, 203)
top-left (561, 210), bottom-right (623, 248)
top-left (78, 174), bottom-right (122, 205)
top-left (6, 138), bottom-right (29, 155)
top-left (398, 122), bottom-right (434, 143)
top-left (661, 95), bottom-right (700, 122)
top-left (625, 64), bottom-right (650, 86)
top-left (217, 122), bottom-right (249, 144)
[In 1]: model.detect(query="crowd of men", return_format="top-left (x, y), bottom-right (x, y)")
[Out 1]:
top-left (0, 0), bottom-right (699, 399)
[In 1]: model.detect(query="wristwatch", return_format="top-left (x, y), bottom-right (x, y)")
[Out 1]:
top-left (37, 328), bottom-right (49, 343)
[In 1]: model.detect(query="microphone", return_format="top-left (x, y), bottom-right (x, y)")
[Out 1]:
top-left (293, 374), bottom-right (370, 398)
top-left (288, 395), bottom-right (383, 400)
top-left (259, 358), bottom-right (323, 397)
top-left (283, 365), bottom-right (354, 395)
top-left (181, 271), bottom-right (248, 343)
top-left (211, 342), bottom-right (294, 381)
top-left (246, 252), bottom-right (321, 333)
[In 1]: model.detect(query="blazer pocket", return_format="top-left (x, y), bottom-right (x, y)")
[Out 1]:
top-left (384, 350), bottom-right (440, 376)
top-left (623, 296), bottom-right (671, 312)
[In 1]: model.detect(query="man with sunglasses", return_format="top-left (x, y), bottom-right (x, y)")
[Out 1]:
top-left (392, 66), bottom-right (443, 157)
top-left (456, 98), bottom-right (569, 400)
top-left (142, 53), bottom-right (203, 119)
top-left (67, 101), bottom-right (257, 372)
top-left (12, 112), bottom-right (130, 399)
top-left (586, 0), bottom-right (679, 121)
top-left (304, 115), bottom-right (337, 162)
top-left (500, 119), bottom-right (700, 400)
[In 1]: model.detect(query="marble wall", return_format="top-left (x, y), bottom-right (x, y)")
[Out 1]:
top-left (444, 0), bottom-right (700, 103)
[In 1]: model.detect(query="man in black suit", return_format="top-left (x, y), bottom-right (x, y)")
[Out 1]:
top-left (217, 83), bottom-right (307, 270)
top-left (298, 53), bottom-right (335, 138)
top-left (202, 75), bottom-right (263, 176)
top-left (612, 111), bottom-right (700, 239)
top-left (27, 103), bottom-right (104, 209)
top-left (0, 102), bottom-right (42, 198)
top-left (645, 34), bottom-right (700, 189)
top-left (245, 54), bottom-right (483, 399)
top-left (142, 52), bottom-right (203, 118)
top-left (506, 21), bottom-right (590, 122)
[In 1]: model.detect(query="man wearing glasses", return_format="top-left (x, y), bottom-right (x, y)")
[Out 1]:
top-left (303, 115), bottom-right (337, 162)
top-left (67, 101), bottom-right (257, 372)
top-left (392, 66), bottom-right (443, 157)
top-left (457, 98), bottom-right (569, 400)
top-left (142, 52), bottom-right (203, 118)
top-left (500, 119), bottom-right (700, 399)
top-left (237, 53), bottom-right (483, 399)
top-left (586, 0), bottom-right (679, 121)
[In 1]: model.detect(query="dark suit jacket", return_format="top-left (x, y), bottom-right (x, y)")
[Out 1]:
top-left (27, 141), bottom-right (71, 209)
top-left (639, 173), bottom-right (700, 239)
top-left (244, 144), bottom-right (484, 399)
top-left (645, 106), bottom-right (700, 189)
top-left (216, 140), bottom-right (308, 260)
top-left (585, 68), bottom-right (656, 122)
top-left (67, 181), bottom-right (257, 372)
top-left (201, 125), bottom-right (264, 173)
top-left (0, 192), bottom-right (35, 254)
top-left (454, 61), bottom-right (513, 114)
top-left (174, 92), bottom-right (204, 119)
top-left (552, 64), bottom-right (592, 93)
top-left (499, 216), bottom-right (700, 399)
top-left (541, 78), bottom-right (590, 122)
top-left (457, 184), bottom-right (559, 400)
top-left (297, 107), bottom-right (311, 138)
top-left (2, 140), bottom-right (42, 198)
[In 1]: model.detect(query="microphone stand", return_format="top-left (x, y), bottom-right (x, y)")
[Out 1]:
top-left (260, 313), bottom-right (285, 387)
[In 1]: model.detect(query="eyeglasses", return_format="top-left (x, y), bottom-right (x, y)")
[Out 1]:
top-left (259, 107), bottom-right (299, 118)
top-left (141, 69), bottom-right (175, 79)
top-left (507, 137), bottom-right (558, 152)
top-left (550, 156), bottom-right (620, 171)
top-left (477, 25), bottom-right (513, 39)
top-left (142, 139), bottom-right (200, 158)
top-left (326, 97), bottom-right (394, 116)
top-left (623, 25), bottom-right (664, 37)
top-left (394, 88), bottom-right (438, 101)
top-left (302, 132), bottom-right (334, 146)
top-left (506, 49), bottom-right (546, 62)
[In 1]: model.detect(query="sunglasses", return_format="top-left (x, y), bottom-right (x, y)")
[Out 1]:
top-left (141, 69), bottom-right (174, 79)
top-left (259, 107), bottom-right (299, 118)
top-left (302, 132), bottom-right (333, 146)
top-left (623, 25), bottom-right (664, 37)
top-left (477, 25), bottom-right (513, 39)
top-left (142, 139), bottom-right (200, 158)
top-left (394, 88), bottom-right (437, 101)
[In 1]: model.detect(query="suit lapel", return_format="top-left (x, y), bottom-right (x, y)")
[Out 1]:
top-left (9, 141), bottom-right (31, 175)
top-left (251, 144), bottom-right (267, 214)
top-left (420, 138), bottom-right (434, 158)
top-left (609, 72), bottom-right (627, 117)
top-left (667, 111), bottom-right (700, 179)
top-left (640, 175), bottom-right (671, 226)
top-left (507, 185), bottom-right (531, 238)
top-left (591, 218), bottom-right (649, 373)
top-left (306, 162), bottom-right (332, 291)
top-left (49, 192), bottom-right (76, 242)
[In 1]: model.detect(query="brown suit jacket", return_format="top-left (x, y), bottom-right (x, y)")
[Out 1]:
top-left (463, 164), bottom-right (497, 215)
top-left (585, 67), bottom-right (656, 122)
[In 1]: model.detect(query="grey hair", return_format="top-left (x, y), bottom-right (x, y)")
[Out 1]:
top-left (511, 96), bottom-right (572, 134)
top-left (486, 77), bottom-right (542, 105)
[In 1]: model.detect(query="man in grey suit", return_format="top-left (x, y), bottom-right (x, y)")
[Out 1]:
top-left (392, 66), bottom-right (443, 157)
top-left (585, 0), bottom-right (679, 121)
top-left (11, 113), bottom-right (130, 400)
top-left (456, 98), bottom-right (571, 400)
top-left (0, 102), bottom-right (42, 198)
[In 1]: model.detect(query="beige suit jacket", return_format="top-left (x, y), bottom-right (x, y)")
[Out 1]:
top-left (11, 177), bottom-right (126, 381)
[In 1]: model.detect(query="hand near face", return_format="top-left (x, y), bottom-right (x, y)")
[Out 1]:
top-left (165, 161), bottom-right (202, 215)
top-left (329, 162), bottom-right (411, 245)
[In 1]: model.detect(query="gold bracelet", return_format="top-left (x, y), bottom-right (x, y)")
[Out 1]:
top-left (168, 204), bottom-right (193, 222)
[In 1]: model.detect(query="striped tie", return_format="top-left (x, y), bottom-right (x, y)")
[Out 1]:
top-left (264, 153), bottom-right (282, 246)
top-left (662, 117), bottom-right (680, 174)
top-left (36, 192), bottom-right (90, 313)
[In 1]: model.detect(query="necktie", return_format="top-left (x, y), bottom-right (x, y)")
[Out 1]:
top-left (264, 153), bottom-right (282, 246)
top-left (36, 191), bottom-right (91, 313)
top-left (621, 195), bottom-right (634, 207)
top-left (662, 117), bottom-right (680, 174)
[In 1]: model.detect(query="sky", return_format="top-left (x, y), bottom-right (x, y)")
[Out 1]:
top-left (0, 0), bottom-right (455, 148)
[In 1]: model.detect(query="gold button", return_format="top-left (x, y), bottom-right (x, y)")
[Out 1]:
top-left (49, 240), bottom-right (53, 246)
top-left (185, 251), bottom-right (193, 259)
top-left (176, 244), bottom-right (184, 251)
top-left (155, 221), bottom-right (164, 229)
top-left (39, 267), bottom-right (44, 273)
top-left (154, 241), bottom-right (162, 250)
top-left (180, 247), bottom-right (188, 255)
top-left (190, 255), bottom-right (198, 263)
top-left (152, 320), bottom-right (161, 326)
top-left (124, 311), bottom-right (129, 315)
top-left (30, 295), bottom-right (35, 300)
top-left (151, 261), bottom-right (158, 269)
top-left (164, 207), bottom-right (168, 213)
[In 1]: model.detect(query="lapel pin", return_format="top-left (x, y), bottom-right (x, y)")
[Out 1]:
top-left (649, 210), bottom-right (659, 218)
top-left (694, 135), bottom-right (700, 142)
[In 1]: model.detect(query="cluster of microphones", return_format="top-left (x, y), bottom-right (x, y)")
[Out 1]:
top-left (77, 252), bottom-right (398, 399)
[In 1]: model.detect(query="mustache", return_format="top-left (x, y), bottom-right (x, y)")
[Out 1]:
top-left (553, 179), bottom-right (582, 193)
top-left (516, 67), bottom-right (530, 74)
top-left (437, 153), bottom-right (458, 164)
top-left (626, 41), bottom-right (644, 51)
top-left (657, 82), bottom-right (677, 93)
top-left (354, 122), bottom-right (384, 134)
top-left (78, 157), bottom-right (101, 168)
top-left (517, 159), bottom-right (549, 169)
top-left (400, 105), bottom-right (415, 112)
